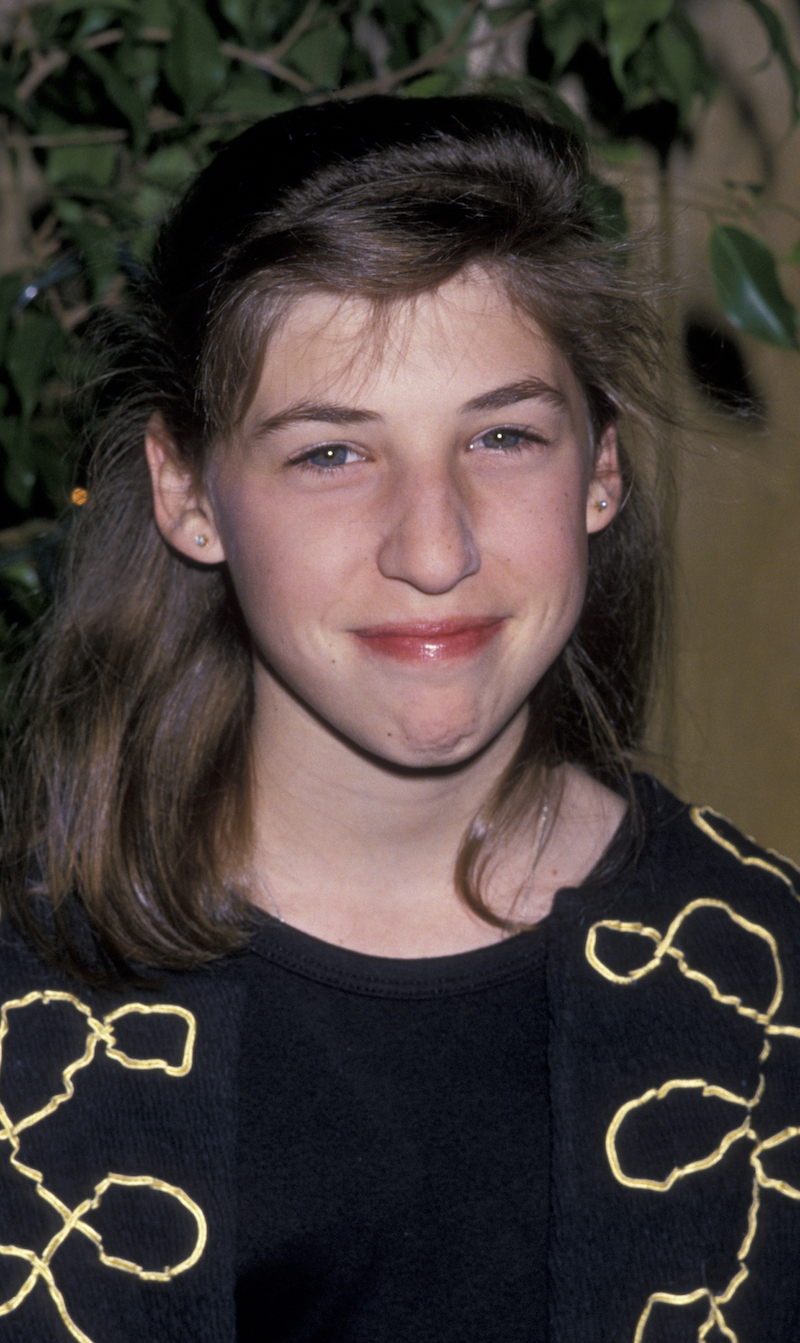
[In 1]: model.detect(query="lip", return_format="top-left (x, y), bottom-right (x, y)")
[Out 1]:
top-left (352, 617), bottom-right (505, 663)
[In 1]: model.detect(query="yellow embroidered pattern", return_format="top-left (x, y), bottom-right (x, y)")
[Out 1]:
top-left (0, 990), bottom-right (207, 1343)
top-left (585, 806), bottom-right (800, 1343)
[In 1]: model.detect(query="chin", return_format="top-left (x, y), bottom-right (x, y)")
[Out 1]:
top-left (368, 713), bottom-right (494, 770)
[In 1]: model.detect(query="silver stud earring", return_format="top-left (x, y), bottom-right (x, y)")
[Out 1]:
top-left (195, 534), bottom-right (208, 547)
top-left (595, 499), bottom-right (609, 512)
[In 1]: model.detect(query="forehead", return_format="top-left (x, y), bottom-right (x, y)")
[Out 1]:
top-left (240, 271), bottom-right (587, 424)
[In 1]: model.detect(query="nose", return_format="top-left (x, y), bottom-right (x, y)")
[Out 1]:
top-left (376, 464), bottom-right (481, 594)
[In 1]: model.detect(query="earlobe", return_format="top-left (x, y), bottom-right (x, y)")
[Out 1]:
top-left (586, 423), bottom-right (622, 534)
top-left (145, 415), bottom-right (225, 563)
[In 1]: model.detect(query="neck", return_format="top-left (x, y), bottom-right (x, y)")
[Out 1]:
top-left (243, 674), bottom-right (533, 954)
top-left (241, 672), bottom-right (626, 957)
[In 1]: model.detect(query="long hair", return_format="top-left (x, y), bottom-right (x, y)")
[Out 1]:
top-left (1, 95), bottom-right (668, 978)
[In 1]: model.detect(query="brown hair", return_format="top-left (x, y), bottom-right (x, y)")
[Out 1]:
top-left (0, 95), bottom-right (667, 979)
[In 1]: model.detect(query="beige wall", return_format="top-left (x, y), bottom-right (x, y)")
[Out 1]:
top-left (640, 0), bottom-right (800, 861)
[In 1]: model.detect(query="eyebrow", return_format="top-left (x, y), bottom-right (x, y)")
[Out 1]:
top-left (250, 378), bottom-right (566, 439)
top-left (251, 400), bottom-right (381, 439)
top-left (461, 378), bottom-right (567, 414)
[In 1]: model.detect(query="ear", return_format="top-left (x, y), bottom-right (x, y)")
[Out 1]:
top-left (145, 415), bottom-right (225, 564)
top-left (585, 422), bottom-right (622, 535)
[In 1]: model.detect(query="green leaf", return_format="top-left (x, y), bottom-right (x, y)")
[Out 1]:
top-left (484, 1), bottom-right (531, 29)
top-left (115, 40), bottom-right (161, 103)
top-left (650, 13), bottom-right (716, 126)
top-left (0, 276), bottom-right (21, 364)
top-left (213, 70), bottom-right (296, 118)
top-left (136, 0), bottom-right (172, 24)
top-left (741, 0), bottom-right (800, 123)
top-left (784, 238), bottom-right (800, 265)
top-left (36, 110), bottom-right (71, 134)
top-left (0, 557), bottom-right (43, 598)
top-left (418, 0), bottom-right (467, 34)
top-left (2, 462), bottom-right (36, 513)
top-left (72, 4), bottom-right (136, 38)
top-left (135, 182), bottom-right (173, 222)
top-left (0, 421), bottom-right (36, 511)
top-left (381, 0), bottom-right (418, 28)
top-left (163, 0), bottom-right (228, 118)
top-left (76, 47), bottom-right (149, 153)
top-left (0, 72), bottom-right (36, 130)
top-left (592, 138), bottom-right (644, 165)
top-left (381, 0), bottom-right (418, 69)
top-left (404, 70), bottom-right (461, 97)
top-left (540, 0), bottom-right (601, 76)
top-left (289, 19), bottom-right (350, 88)
top-left (6, 315), bottom-right (64, 423)
top-left (53, 197), bottom-right (86, 225)
top-left (218, 0), bottom-right (283, 44)
top-left (49, 1), bottom-right (138, 16)
top-left (603, 0), bottom-right (673, 89)
top-left (709, 225), bottom-right (798, 349)
top-left (47, 141), bottom-right (117, 188)
top-left (128, 225), bottom-right (156, 266)
top-left (44, 0), bottom-right (137, 33)
top-left (67, 220), bottom-right (120, 299)
top-left (143, 143), bottom-right (198, 189)
top-left (218, 0), bottom-right (253, 41)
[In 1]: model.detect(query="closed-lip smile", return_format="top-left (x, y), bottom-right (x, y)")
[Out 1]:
top-left (352, 617), bottom-right (505, 662)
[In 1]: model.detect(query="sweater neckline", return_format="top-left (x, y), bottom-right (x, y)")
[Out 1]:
top-left (242, 773), bottom-right (675, 999)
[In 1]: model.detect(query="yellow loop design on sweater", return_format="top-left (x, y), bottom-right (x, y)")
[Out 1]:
top-left (585, 806), bottom-right (800, 1343)
top-left (0, 991), bottom-right (205, 1342)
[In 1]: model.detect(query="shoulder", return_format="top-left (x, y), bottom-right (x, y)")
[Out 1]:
top-left (685, 795), bottom-right (800, 889)
top-left (577, 774), bottom-right (800, 997)
top-left (550, 772), bottom-right (800, 1047)
top-left (622, 772), bottom-right (800, 917)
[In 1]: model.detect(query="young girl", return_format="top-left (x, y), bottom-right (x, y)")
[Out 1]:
top-left (2, 94), bottom-right (800, 1343)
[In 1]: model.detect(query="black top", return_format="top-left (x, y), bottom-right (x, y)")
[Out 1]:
top-left (235, 920), bottom-right (550, 1342)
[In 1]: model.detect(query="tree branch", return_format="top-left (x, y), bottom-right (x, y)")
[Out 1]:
top-left (6, 128), bottom-right (127, 147)
top-left (320, 7), bottom-right (534, 102)
top-left (269, 0), bottom-right (322, 63)
top-left (221, 43), bottom-right (315, 95)
top-left (16, 48), bottom-right (66, 101)
top-left (12, 5), bottom-right (536, 125)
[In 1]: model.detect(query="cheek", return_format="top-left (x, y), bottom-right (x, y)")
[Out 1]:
top-left (498, 488), bottom-right (589, 581)
top-left (214, 504), bottom-right (347, 662)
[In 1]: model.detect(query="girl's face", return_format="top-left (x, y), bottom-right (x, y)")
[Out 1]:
top-left (149, 271), bottom-right (620, 771)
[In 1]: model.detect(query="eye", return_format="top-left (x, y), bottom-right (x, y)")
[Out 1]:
top-left (470, 426), bottom-right (546, 453)
top-left (290, 443), bottom-right (361, 472)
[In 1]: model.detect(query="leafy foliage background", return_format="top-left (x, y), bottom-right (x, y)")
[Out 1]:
top-left (1, 0), bottom-right (799, 683)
